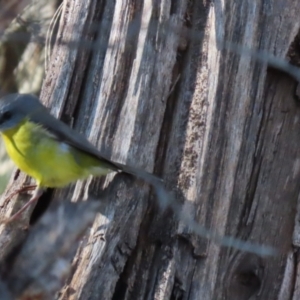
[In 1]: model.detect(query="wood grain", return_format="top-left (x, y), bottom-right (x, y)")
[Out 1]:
top-left (1, 0), bottom-right (300, 299)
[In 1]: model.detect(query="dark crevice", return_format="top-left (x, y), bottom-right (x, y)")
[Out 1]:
top-left (284, 28), bottom-right (300, 100)
top-left (170, 277), bottom-right (184, 300)
top-left (170, 0), bottom-right (179, 16)
top-left (69, 0), bottom-right (108, 124)
top-left (111, 197), bottom-right (157, 299)
top-left (67, 1), bottom-right (115, 144)
top-left (130, 7), bottom-right (161, 159)
top-left (287, 30), bottom-right (300, 68)
top-left (242, 158), bottom-right (262, 226)
top-left (153, 0), bottom-right (197, 180)
top-left (154, 45), bottom-right (187, 179)
top-left (29, 188), bottom-right (54, 225)
top-left (13, 169), bottom-right (21, 181)
top-left (111, 259), bottom-right (130, 300)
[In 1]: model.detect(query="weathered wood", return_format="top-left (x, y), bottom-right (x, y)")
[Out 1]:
top-left (1, 0), bottom-right (300, 299)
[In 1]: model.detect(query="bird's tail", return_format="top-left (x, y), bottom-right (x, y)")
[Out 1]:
top-left (113, 162), bottom-right (170, 210)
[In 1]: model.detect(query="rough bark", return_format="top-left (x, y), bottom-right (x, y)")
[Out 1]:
top-left (1, 0), bottom-right (300, 299)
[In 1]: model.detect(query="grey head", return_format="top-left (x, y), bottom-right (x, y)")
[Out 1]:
top-left (0, 93), bottom-right (46, 132)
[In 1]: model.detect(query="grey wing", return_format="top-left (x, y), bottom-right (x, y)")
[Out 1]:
top-left (30, 105), bottom-right (163, 185)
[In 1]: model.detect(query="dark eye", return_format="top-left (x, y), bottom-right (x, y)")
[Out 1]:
top-left (2, 111), bottom-right (12, 120)
top-left (0, 111), bottom-right (12, 124)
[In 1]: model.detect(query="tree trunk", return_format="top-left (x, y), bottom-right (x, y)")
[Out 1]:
top-left (1, 0), bottom-right (300, 299)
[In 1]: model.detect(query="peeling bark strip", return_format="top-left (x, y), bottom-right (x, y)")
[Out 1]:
top-left (1, 0), bottom-right (300, 299)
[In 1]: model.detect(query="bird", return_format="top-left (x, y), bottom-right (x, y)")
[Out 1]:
top-left (0, 93), bottom-right (164, 222)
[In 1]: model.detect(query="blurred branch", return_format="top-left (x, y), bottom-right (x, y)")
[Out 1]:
top-left (0, 0), bottom-right (29, 32)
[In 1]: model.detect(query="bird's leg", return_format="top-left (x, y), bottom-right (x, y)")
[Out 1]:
top-left (1, 184), bottom-right (37, 207)
top-left (2, 186), bottom-right (44, 224)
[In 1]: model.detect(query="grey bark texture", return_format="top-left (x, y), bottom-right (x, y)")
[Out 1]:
top-left (0, 0), bottom-right (300, 299)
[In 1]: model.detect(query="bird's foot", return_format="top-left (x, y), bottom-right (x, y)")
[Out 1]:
top-left (0, 184), bottom-right (37, 208)
top-left (0, 187), bottom-right (43, 224)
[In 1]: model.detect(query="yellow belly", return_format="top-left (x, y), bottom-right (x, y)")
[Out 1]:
top-left (1, 120), bottom-right (109, 187)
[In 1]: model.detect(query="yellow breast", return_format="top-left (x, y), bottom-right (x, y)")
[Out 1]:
top-left (1, 119), bottom-right (107, 188)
